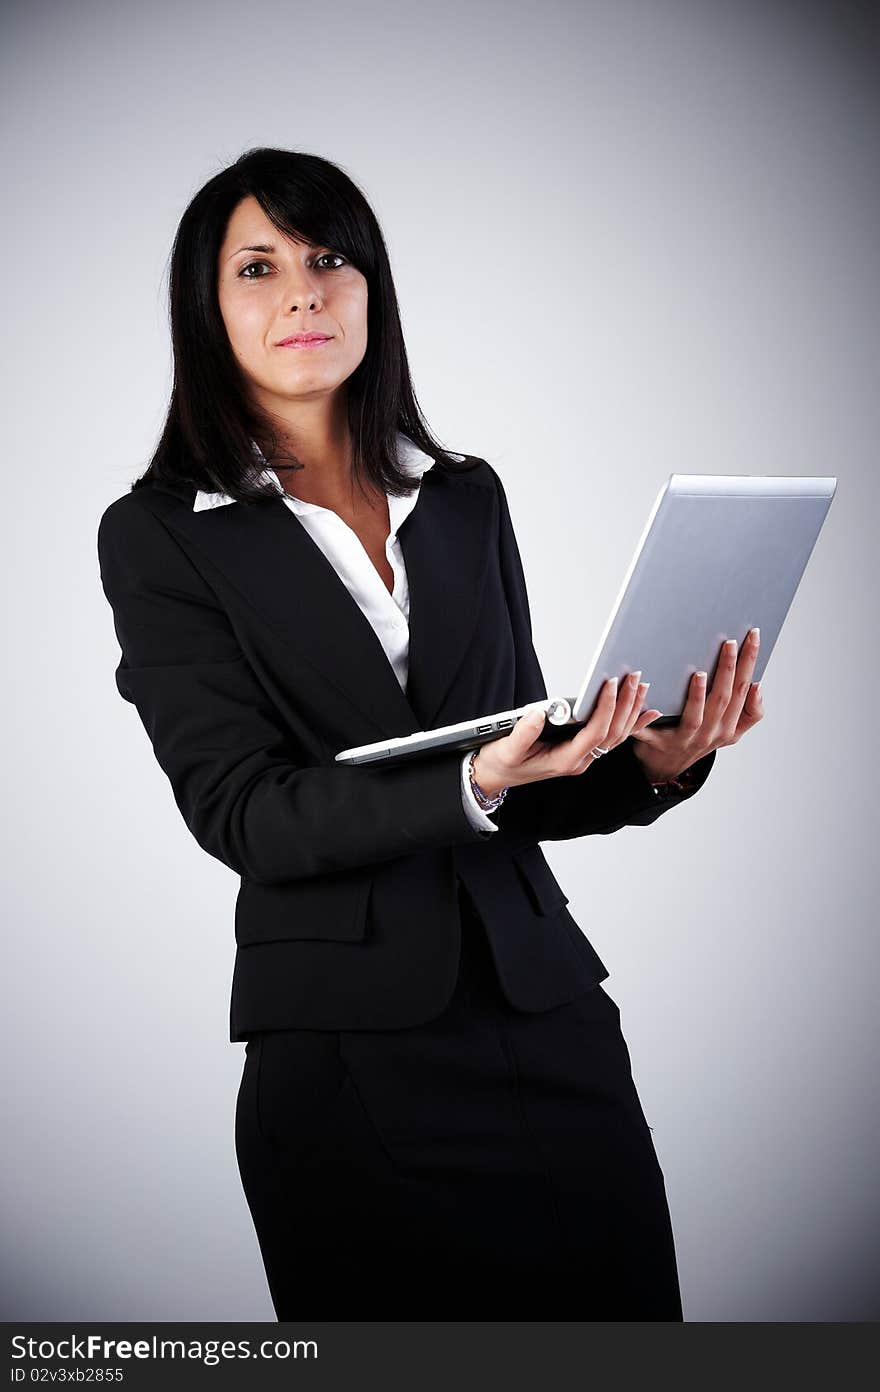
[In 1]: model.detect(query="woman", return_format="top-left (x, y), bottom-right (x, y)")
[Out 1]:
top-left (97, 148), bottom-right (763, 1320)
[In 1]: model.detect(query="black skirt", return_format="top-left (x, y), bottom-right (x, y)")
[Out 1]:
top-left (235, 882), bottom-right (683, 1320)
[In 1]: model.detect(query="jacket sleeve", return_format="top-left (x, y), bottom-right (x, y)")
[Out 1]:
top-left (484, 464), bottom-right (716, 844)
top-left (97, 495), bottom-right (495, 886)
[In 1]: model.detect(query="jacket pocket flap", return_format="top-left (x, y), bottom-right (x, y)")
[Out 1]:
top-left (235, 868), bottom-right (372, 946)
top-left (511, 843), bottom-right (570, 916)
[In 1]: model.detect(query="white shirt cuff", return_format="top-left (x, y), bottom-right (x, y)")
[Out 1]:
top-left (460, 750), bottom-right (500, 833)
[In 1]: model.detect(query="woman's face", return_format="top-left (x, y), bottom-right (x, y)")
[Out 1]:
top-left (217, 195), bottom-right (369, 413)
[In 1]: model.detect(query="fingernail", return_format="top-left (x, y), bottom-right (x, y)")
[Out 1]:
top-left (750, 627), bottom-right (760, 642)
top-left (696, 671), bottom-right (707, 683)
top-left (725, 639), bottom-right (736, 651)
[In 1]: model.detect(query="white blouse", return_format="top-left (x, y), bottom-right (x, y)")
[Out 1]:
top-left (193, 434), bottom-right (499, 834)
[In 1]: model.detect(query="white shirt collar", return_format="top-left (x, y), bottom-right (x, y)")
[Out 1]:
top-left (192, 433), bottom-right (439, 513)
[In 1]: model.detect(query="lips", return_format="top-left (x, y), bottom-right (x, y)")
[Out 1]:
top-left (276, 333), bottom-right (333, 347)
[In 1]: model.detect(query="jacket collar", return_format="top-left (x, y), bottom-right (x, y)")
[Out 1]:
top-left (155, 438), bottom-right (494, 742)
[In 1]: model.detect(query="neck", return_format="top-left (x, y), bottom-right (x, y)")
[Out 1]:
top-left (252, 398), bottom-right (357, 506)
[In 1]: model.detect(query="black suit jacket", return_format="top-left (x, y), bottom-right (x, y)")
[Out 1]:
top-left (97, 453), bottom-right (715, 1040)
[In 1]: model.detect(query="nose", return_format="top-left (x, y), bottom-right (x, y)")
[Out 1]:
top-left (288, 291), bottom-right (322, 312)
top-left (283, 265), bottom-right (324, 314)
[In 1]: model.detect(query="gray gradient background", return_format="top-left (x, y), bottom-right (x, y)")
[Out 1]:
top-left (2, 0), bottom-right (878, 1321)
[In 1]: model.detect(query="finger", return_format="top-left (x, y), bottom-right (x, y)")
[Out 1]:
top-left (605, 670), bottom-right (643, 746)
top-left (718, 629), bottom-right (761, 742)
top-left (571, 673), bottom-right (642, 771)
top-left (569, 670), bottom-right (658, 774)
top-left (704, 639), bottom-right (738, 731)
top-left (513, 706), bottom-right (548, 753)
top-left (712, 629), bottom-right (757, 746)
top-left (733, 681), bottom-right (764, 740)
top-left (575, 677), bottom-right (619, 748)
top-left (621, 680), bottom-right (651, 738)
top-left (573, 675), bottom-right (638, 754)
top-left (742, 627), bottom-right (760, 678)
top-left (679, 669), bottom-right (707, 739)
top-left (631, 705), bottom-right (663, 735)
top-left (564, 676), bottom-right (629, 774)
top-left (476, 706), bottom-right (546, 780)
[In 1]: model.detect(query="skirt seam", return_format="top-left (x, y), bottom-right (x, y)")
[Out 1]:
top-left (496, 1020), bottom-right (571, 1266)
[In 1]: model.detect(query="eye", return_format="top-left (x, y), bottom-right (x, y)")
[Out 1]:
top-left (237, 252), bottom-right (347, 280)
top-left (238, 260), bottom-right (271, 280)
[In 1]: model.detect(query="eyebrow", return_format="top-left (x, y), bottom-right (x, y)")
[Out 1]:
top-left (225, 240), bottom-right (318, 262)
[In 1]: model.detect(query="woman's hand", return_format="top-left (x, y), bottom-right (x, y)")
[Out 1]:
top-left (471, 672), bottom-right (659, 798)
top-left (629, 629), bottom-right (765, 783)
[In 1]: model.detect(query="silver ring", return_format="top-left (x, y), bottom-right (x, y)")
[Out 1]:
top-left (590, 746), bottom-right (610, 758)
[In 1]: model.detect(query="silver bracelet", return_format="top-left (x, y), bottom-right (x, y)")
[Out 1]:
top-left (467, 749), bottom-right (509, 812)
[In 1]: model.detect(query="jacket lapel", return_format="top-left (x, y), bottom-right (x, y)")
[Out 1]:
top-left (159, 465), bottom-right (495, 741)
top-left (399, 470), bottom-right (493, 729)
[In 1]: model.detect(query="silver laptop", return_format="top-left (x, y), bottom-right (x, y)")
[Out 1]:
top-left (334, 473), bottom-right (837, 768)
